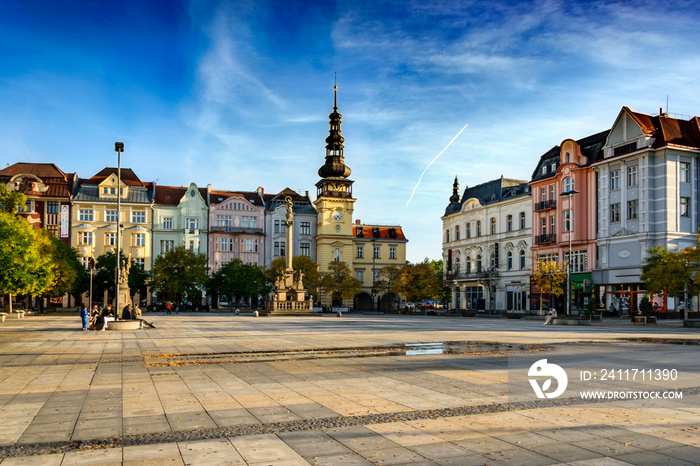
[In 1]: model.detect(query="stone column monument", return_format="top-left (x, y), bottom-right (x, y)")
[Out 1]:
top-left (264, 196), bottom-right (312, 315)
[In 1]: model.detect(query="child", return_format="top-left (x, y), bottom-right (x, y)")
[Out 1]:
top-left (80, 305), bottom-right (89, 331)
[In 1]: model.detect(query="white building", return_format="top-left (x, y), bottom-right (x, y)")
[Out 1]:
top-left (442, 176), bottom-right (532, 312)
top-left (593, 107), bottom-right (700, 315)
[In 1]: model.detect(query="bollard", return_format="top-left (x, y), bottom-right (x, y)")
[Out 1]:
top-left (253, 310), bottom-right (259, 317)
top-left (337, 311), bottom-right (342, 317)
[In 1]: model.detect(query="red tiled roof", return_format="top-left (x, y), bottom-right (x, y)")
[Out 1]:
top-left (209, 189), bottom-right (262, 207)
top-left (353, 225), bottom-right (407, 240)
top-left (0, 162), bottom-right (69, 180)
top-left (0, 163), bottom-right (76, 198)
top-left (154, 186), bottom-right (187, 205)
top-left (84, 167), bottom-right (146, 186)
top-left (626, 107), bottom-right (700, 149)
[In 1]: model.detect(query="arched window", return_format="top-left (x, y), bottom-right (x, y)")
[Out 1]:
top-left (476, 221), bottom-right (481, 236)
top-left (563, 177), bottom-right (574, 193)
top-left (466, 256), bottom-right (472, 273)
top-left (446, 229), bottom-right (450, 242)
top-left (334, 249), bottom-right (340, 261)
top-left (455, 225), bottom-right (460, 240)
top-left (519, 212), bottom-right (526, 229)
top-left (506, 215), bottom-right (513, 232)
top-left (520, 250), bottom-right (526, 269)
top-left (490, 217), bottom-right (496, 235)
top-left (507, 251), bottom-right (513, 270)
top-left (476, 254), bottom-right (482, 272)
top-left (466, 223), bottom-right (471, 238)
top-left (455, 257), bottom-right (460, 274)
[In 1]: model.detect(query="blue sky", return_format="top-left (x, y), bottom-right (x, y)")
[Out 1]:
top-left (2, 0), bottom-right (700, 262)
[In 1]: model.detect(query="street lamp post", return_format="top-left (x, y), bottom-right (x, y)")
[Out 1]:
top-left (115, 142), bottom-right (124, 318)
top-left (560, 189), bottom-right (579, 317)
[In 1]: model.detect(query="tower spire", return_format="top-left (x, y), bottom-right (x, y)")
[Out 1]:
top-left (318, 82), bottom-right (351, 179)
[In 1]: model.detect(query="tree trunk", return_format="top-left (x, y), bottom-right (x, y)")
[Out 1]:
top-left (9, 294), bottom-right (13, 313)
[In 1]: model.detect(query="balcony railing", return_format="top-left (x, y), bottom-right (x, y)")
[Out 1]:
top-left (210, 226), bottom-right (264, 235)
top-left (535, 233), bottom-right (557, 244)
top-left (534, 200), bottom-right (556, 211)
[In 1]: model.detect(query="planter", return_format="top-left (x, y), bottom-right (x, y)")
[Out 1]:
top-left (107, 319), bottom-right (143, 331)
top-left (0, 315), bottom-right (5, 322)
top-left (646, 316), bottom-right (657, 325)
top-left (590, 314), bottom-right (603, 322)
top-left (7, 312), bottom-right (25, 319)
top-left (552, 318), bottom-right (591, 326)
top-left (633, 316), bottom-right (647, 325)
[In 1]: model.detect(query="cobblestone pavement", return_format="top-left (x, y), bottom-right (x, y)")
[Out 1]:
top-left (0, 313), bottom-right (698, 465)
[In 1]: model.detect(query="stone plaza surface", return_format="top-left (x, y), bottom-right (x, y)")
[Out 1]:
top-left (0, 313), bottom-right (698, 465)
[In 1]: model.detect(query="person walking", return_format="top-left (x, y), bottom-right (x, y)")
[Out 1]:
top-left (80, 304), bottom-right (89, 331)
top-left (679, 301), bottom-right (686, 320)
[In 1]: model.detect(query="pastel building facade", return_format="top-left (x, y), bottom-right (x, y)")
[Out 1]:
top-left (263, 188), bottom-right (317, 266)
top-left (207, 187), bottom-right (266, 273)
top-left (529, 131), bottom-right (608, 313)
top-left (442, 177), bottom-right (531, 312)
top-left (593, 107), bottom-right (700, 314)
top-left (352, 221), bottom-right (408, 311)
top-left (152, 183), bottom-right (209, 259)
top-left (71, 167), bottom-right (154, 303)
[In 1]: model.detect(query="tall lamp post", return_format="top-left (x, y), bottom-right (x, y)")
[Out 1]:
top-left (115, 142), bottom-right (124, 318)
top-left (560, 189), bottom-right (579, 317)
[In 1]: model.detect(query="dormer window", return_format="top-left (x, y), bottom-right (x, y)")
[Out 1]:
top-left (565, 152), bottom-right (570, 163)
top-left (614, 142), bottom-right (636, 156)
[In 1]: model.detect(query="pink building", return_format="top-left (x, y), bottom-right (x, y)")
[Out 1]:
top-left (207, 187), bottom-right (266, 272)
top-left (529, 130), bottom-right (608, 313)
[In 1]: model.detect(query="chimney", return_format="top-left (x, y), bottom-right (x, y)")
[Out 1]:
top-left (355, 219), bottom-right (361, 225)
top-left (257, 186), bottom-right (264, 195)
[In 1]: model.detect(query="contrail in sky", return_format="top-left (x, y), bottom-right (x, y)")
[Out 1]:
top-left (406, 122), bottom-right (469, 207)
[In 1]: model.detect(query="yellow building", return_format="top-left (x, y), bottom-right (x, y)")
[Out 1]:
top-left (314, 88), bottom-right (408, 310)
top-left (71, 167), bottom-right (154, 305)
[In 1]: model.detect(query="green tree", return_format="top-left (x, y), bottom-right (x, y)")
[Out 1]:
top-left (0, 212), bottom-right (52, 312)
top-left (209, 259), bottom-right (270, 307)
top-left (267, 255), bottom-right (320, 297)
top-left (39, 231), bottom-right (84, 298)
top-left (641, 246), bottom-right (690, 305)
top-left (151, 246), bottom-right (209, 303)
top-left (397, 260), bottom-right (441, 303)
top-left (531, 260), bottom-right (567, 315)
top-left (0, 184), bottom-right (26, 214)
top-left (319, 261), bottom-right (362, 305)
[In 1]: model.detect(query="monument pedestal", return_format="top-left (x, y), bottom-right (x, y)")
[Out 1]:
top-left (263, 268), bottom-right (313, 316)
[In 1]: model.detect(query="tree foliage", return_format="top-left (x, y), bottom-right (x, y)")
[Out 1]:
top-left (39, 230), bottom-right (84, 297)
top-left (0, 184), bottom-right (26, 214)
top-left (208, 259), bottom-right (270, 306)
top-left (267, 255), bottom-right (320, 296)
top-left (397, 259), bottom-right (440, 303)
top-left (641, 246), bottom-right (690, 298)
top-left (319, 261), bottom-right (362, 303)
top-left (0, 212), bottom-right (53, 311)
top-left (531, 260), bottom-right (567, 314)
top-left (151, 246), bottom-right (209, 302)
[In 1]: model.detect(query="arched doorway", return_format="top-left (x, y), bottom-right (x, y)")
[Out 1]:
top-left (380, 292), bottom-right (398, 311)
top-left (354, 292), bottom-right (373, 311)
